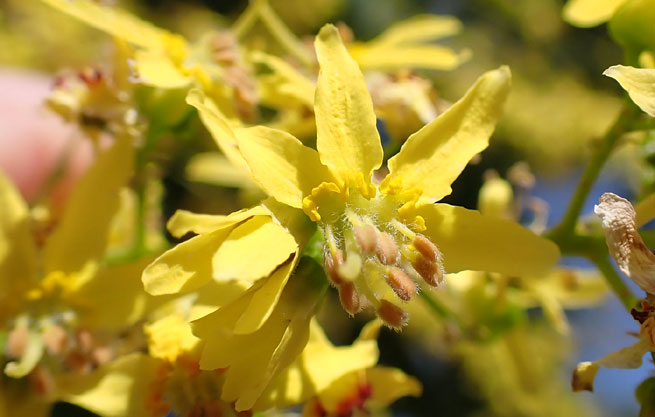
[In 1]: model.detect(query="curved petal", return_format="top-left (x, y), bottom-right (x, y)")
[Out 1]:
top-left (212, 216), bottom-right (297, 282)
top-left (314, 24), bottom-right (383, 185)
top-left (142, 227), bottom-right (231, 295)
top-left (369, 14), bottom-right (462, 45)
top-left (186, 89), bottom-right (250, 172)
top-left (0, 170), bottom-right (38, 296)
top-left (39, 0), bottom-right (184, 52)
top-left (412, 203), bottom-right (559, 277)
top-left (43, 136), bottom-right (133, 274)
top-left (234, 126), bottom-right (334, 207)
top-left (604, 65), bottom-right (655, 117)
top-left (381, 67), bottom-right (511, 202)
top-left (167, 205), bottom-right (268, 238)
top-left (351, 44), bottom-right (470, 72)
top-left (366, 367), bottom-right (422, 406)
top-left (562, 0), bottom-right (629, 27)
top-left (233, 256), bottom-right (298, 334)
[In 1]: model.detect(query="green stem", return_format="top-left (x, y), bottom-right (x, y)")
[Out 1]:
top-left (419, 291), bottom-right (464, 329)
top-left (551, 102), bottom-right (639, 239)
top-left (589, 254), bottom-right (637, 311)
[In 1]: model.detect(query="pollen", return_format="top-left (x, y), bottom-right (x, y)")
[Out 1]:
top-left (318, 191), bottom-right (445, 328)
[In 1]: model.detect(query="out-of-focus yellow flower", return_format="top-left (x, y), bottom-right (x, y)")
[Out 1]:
top-left (604, 65), bottom-right (655, 117)
top-left (40, 0), bottom-right (257, 120)
top-left (0, 136), bottom-right (162, 413)
top-left (221, 24), bottom-right (558, 328)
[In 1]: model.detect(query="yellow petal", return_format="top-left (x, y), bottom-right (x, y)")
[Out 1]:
top-left (0, 170), bottom-right (38, 299)
top-left (234, 126), bottom-right (334, 207)
top-left (133, 49), bottom-right (191, 88)
top-left (381, 67), bottom-right (511, 202)
top-left (350, 44), bottom-right (470, 72)
top-left (562, 0), bottom-right (629, 27)
top-left (186, 89), bottom-right (250, 172)
top-left (251, 51), bottom-right (315, 109)
top-left (43, 135), bottom-right (133, 274)
top-left (167, 205), bottom-right (268, 238)
top-left (366, 367), bottom-right (422, 406)
top-left (369, 14), bottom-right (462, 45)
top-left (57, 353), bottom-right (161, 417)
top-left (142, 227), bottom-right (231, 295)
top-left (73, 256), bottom-right (168, 330)
top-left (233, 256), bottom-right (298, 334)
top-left (185, 152), bottom-right (258, 189)
top-left (212, 215), bottom-right (297, 282)
top-left (604, 65), bottom-right (655, 117)
top-left (412, 203), bottom-right (559, 276)
top-left (39, 0), bottom-right (184, 53)
top-left (314, 24), bottom-right (383, 186)
top-left (636, 192), bottom-right (655, 227)
top-left (4, 329), bottom-right (43, 378)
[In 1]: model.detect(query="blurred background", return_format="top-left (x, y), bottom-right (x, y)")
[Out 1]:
top-left (2, 0), bottom-right (651, 416)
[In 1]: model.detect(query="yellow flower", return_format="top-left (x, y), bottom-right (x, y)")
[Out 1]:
top-left (210, 24), bottom-right (558, 327)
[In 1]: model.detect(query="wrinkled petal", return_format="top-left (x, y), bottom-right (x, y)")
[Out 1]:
top-left (142, 227), bottom-right (231, 295)
top-left (381, 67), bottom-right (511, 202)
top-left (369, 14), bottom-right (462, 45)
top-left (412, 203), bottom-right (559, 276)
top-left (562, 0), bottom-right (629, 27)
top-left (595, 192), bottom-right (655, 294)
top-left (212, 215), bottom-right (297, 282)
top-left (186, 89), bottom-right (250, 172)
top-left (43, 135), bottom-right (133, 274)
top-left (56, 353), bottom-right (161, 417)
top-left (167, 205), bottom-right (268, 238)
top-left (39, 0), bottom-right (184, 53)
top-left (0, 170), bottom-right (38, 301)
top-left (604, 65), bottom-right (655, 117)
top-left (234, 125), bottom-right (334, 208)
top-left (314, 24), bottom-right (383, 186)
top-left (573, 338), bottom-right (652, 392)
top-left (350, 44), bottom-right (470, 72)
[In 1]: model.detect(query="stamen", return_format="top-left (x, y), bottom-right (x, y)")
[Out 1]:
top-left (412, 255), bottom-right (444, 286)
top-left (386, 267), bottom-right (417, 302)
top-left (377, 300), bottom-right (408, 329)
top-left (376, 232), bottom-right (399, 265)
top-left (324, 249), bottom-right (345, 285)
top-left (338, 282), bottom-right (361, 315)
top-left (390, 219), bottom-right (417, 240)
top-left (412, 235), bottom-right (441, 263)
top-left (354, 225), bottom-right (377, 254)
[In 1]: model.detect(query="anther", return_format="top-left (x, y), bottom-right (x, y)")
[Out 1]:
top-left (43, 325), bottom-right (68, 355)
top-left (325, 249), bottom-right (345, 285)
top-left (377, 300), bottom-right (408, 329)
top-left (413, 235), bottom-right (441, 263)
top-left (354, 225), bottom-right (377, 254)
top-left (339, 282), bottom-right (361, 315)
top-left (386, 267), bottom-right (417, 302)
top-left (412, 255), bottom-right (444, 286)
top-left (6, 326), bottom-right (29, 358)
top-left (376, 232), bottom-right (399, 265)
